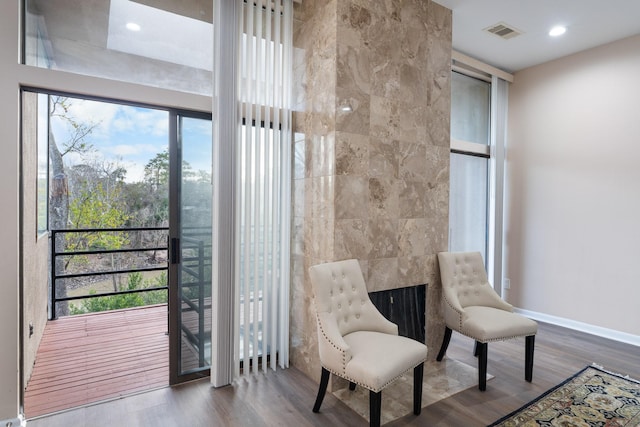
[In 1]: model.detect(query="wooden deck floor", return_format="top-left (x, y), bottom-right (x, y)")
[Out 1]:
top-left (24, 305), bottom-right (170, 418)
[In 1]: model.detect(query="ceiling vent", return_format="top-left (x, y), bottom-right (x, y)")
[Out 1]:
top-left (484, 22), bottom-right (522, 40)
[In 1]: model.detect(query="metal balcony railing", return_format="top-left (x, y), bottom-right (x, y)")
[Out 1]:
top-left (179, 232), bottom-right (212, 369)
top-left (50, 227), bottom-right (169, 319)
top-left (50, 226), bottom-right (213, 371)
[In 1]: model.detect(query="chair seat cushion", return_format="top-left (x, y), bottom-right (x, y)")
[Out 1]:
top-left (462, 306), bottom-right (538, 342)
top-left (342, 331), bottom-right (428, 392)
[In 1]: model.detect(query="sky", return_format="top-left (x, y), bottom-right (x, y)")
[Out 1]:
top-left (48, 95), bottom-right (211, 183)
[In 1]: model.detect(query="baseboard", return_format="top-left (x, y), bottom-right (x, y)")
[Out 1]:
top-left (0, 415), bottom-right (25, 426)
top-left (514, 308), bottom-right (640, 348)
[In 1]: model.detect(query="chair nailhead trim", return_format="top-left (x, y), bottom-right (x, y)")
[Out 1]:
top-left (320, 358), bottom-right (426, 393)
top-left (315, 313), bottom-right (348, 375)
top-left (443, 296), bottom-right (465, 331)
top-left (457, 329), bottom-right (537, 343)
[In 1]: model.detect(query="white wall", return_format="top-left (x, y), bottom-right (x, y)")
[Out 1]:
top-left (0, 0), bottom-right (21, 420)
top-left (506, 34), bottom-right (640, 336)
top-left (21, 93), bottom-right (51, 388)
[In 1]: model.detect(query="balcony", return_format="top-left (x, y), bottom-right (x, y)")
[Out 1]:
top-left (24, 226), bottom-right (212, 418)
top-left (24, 305), bottom-right (169, 418)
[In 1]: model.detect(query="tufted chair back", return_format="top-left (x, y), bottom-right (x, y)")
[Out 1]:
top-left (438, 251), bottom-right (513, 312)
top-left (309, 259), bottom-right (399, 377)
top-left (310, 259), bottom-right (397, 337)
top-left (435, 251), bottom-right (538, 392)
top-left (308, 259), bottom-right (428, 426)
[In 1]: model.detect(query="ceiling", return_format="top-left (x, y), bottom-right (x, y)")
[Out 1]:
top-left (432, 0), bottom-right (640, 73)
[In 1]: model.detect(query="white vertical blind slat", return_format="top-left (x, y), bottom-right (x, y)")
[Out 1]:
top-left (279, 0), bottom-right (292, 368)
top-left (212, 0), bottom-right (239, 387)
top-left (261, 0), bottom-right (273, 372)
top-left (251, 0), bottom-right (264, 373)
top-left (273, 9), bottom-right (283, 371)
top-left (242, 0), bottom-right (253, 373)
top-left (231, 0), bottom-right (244, 381)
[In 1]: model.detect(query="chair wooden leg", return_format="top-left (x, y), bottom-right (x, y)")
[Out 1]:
top-left (413, 363), bottom-right (424, 415)
top-left (525, 335), bottom-right (535, 382)
top-left (313, 368), bottom-right (330, 413)
top-left (436, 327), bottom-right (452, 361)
top-left (369, 390), bottom-right (381, 427)
top-left (473, 341), bottom-right (479, 357)
top-left (349, 381), bottom-right (356, 391)
top-left (477, 342), bottom-right (488, 391)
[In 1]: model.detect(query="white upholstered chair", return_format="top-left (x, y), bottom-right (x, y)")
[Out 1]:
top-left (309, 259), bottom-right (428, 427)
top-left (436, 252), bottom-right (538, 391)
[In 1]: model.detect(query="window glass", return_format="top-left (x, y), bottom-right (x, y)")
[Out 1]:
top-left (179, 115), bottom-right (213, 372)
top-left (449, 153), bottom-right (488, 260)
top-left (37, 93), bottom-right (48, 236)
top-left (451, 71), bottom-right (490, 145)
top-left (24, 0), bottom-right (213, 95)
top-left (40, 92), bottom-right (172, 317)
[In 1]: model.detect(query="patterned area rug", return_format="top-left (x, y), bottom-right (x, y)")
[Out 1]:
top-left (489, 365), bottom-right (640, 426)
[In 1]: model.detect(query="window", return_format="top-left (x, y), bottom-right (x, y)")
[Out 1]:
top-left (449, 71), bottom-right (491, 260)
top-left (23, 0), bottom-right (213, 95)
top-left (449, 152), bottom-right (488, 258)
top-left (36, 93), bottom-right (48, 236)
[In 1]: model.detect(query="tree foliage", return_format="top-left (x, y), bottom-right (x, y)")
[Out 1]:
top-left (144, 149), bottom-right (170, 188)
top-left (65, 161), bottom-right (131, 292)
top-left (69, 183), bottom-right (130, 245)
top-left (49, 96), bottom-right (98, 317)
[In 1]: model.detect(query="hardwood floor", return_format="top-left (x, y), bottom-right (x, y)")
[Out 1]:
top-left (27, 322), bottom-right (640, 427)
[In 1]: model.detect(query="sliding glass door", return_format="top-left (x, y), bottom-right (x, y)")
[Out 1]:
top-left (169, 113), bottom-right (213, 383)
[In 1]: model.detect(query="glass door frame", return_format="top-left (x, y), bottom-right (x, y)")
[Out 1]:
top-left (168, 110), bottom-right (213, 385)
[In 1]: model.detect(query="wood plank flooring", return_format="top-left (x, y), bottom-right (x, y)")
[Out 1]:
top-left (389, 322), bottom-right (640, 426)
top-left (27, 321), bottom-right (640, 426)
top-left (24, 305), bottom-right (169, 418)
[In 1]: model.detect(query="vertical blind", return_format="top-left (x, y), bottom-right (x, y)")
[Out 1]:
top-left (234, 0), bottom-right (292, 376)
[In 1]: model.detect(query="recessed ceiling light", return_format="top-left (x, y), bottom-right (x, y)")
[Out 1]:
top-left (549, 25), bottom-right (566, 37)
top-left (126, 22), bottom-right (141, 32)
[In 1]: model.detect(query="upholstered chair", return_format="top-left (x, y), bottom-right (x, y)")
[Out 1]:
top-left (309, 259), bottom-right (428, 427)
top-left (436, 251), bottom-right (538, 391)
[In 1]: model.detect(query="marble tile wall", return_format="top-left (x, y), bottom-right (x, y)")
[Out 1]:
top-left (291, 0), bottom-right (452, 385)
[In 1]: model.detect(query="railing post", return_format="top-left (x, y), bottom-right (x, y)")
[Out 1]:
top-left (50, 230), bottom-right (57, 320)
top-left (167, 234), bottom-right (170, 336)
top-left (198, 239), bottom-right (205, 367)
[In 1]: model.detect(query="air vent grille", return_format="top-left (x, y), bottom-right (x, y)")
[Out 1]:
top-left (484, 22), bottom-right (522, 40)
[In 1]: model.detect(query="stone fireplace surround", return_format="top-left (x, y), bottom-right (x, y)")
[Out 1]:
top-left (290, 0), bottom-right (452, 387)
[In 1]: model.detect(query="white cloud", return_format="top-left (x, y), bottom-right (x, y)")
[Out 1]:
top-left (122, 161), bottom-right (145, 183)
top-left (112, 108), bottom-right (168, 137)
top-left (58, 97), bottom-right (167, 141)
top-left (61, 99), bottom-right (120, 139)
top-left (49, 95), bottom-right (172, 183)
top-left (108, 143), bottom-right (160, 157)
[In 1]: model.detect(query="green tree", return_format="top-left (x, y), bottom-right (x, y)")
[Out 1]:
top-left (67, 162), bottom-right (131, 292)
top-left (144, 149), bottom-right (169, 189)
top-left (48, 96), bottom-right (98, 317)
